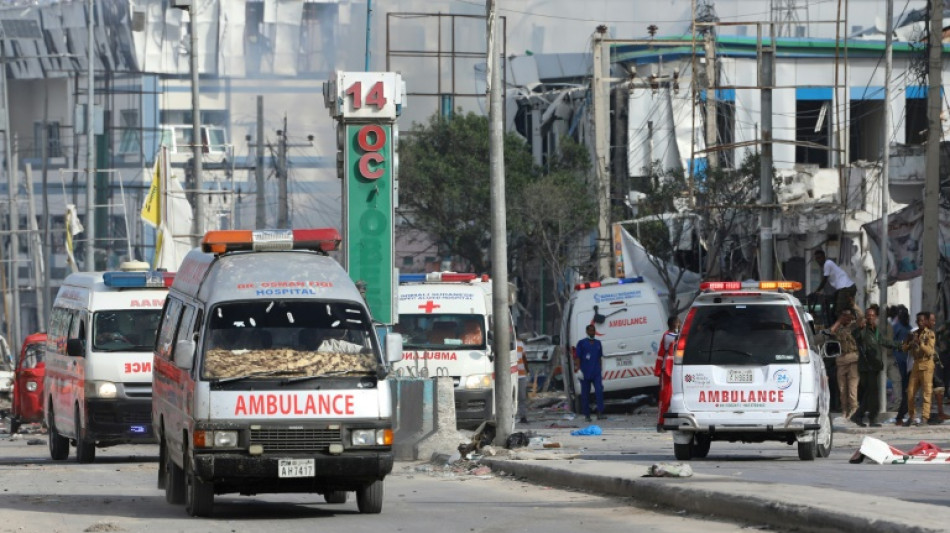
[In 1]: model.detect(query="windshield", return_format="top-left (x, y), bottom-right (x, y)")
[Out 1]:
top-left (93, 310), bottom-right (163, 352)
top-left (21, 343), bottom-right (44, 369)
top-left (683, 305), bottom-right (799, 365)
top-left (395, 314), bottom-right (485, 350)
top-left (202, 300), bottom-right (379, 380)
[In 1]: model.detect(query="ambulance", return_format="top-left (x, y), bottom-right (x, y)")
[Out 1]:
top-left (152, 229), bottom-right (402, 517)
top-left (392, 272), bottom-right (519, 428)
top-left (559, 277), bottom-right (666, 413)
top-left (44, 262), bottom-right (173, 463)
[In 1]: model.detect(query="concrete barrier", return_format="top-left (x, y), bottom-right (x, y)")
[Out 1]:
top-left (391, 376), bottom-right (465, 460)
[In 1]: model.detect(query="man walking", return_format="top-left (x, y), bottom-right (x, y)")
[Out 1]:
top-left (653, 316), bottom-right (680, 432)
top-left (574, 324), bottom-right (605, 422)
top-left (904, 311), bottom-right (937, 426)
top-left (809, 249), bottom-right (857, 321)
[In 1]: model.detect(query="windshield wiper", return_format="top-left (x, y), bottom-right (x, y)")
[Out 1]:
top-left (280, 369), bottom-right (373, 384)
top-left (212, 369), bottom-right (300, 384)
top-left (710, 348), bottom-right (754, 357)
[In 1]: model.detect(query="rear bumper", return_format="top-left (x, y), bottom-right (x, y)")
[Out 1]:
top-left (662, 411), bottom-right (821, 433)
top-left (86, 398), bottom-right (155, 444)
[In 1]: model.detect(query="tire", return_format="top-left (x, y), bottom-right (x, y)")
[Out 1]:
top-left (693, 434), bottom-right (711, 458)
top-left (157, 435), bottom-right (166, 490)
top-left (185, 457), bottom-right (214, 517)
top-left (324, 491), bottom-right (348, 504)
top-left (75, 408), bottom-right (96, 464)
top-left (47, 407), bottom-right (69, 461)
top-left (673, 441), bottom-right (693, 461)
top-left (10, 416), bottom-right (21, 435)
top-left (164, 443), bottom-right (185, 505)
top-left (797, 437), bottom-right (817, 461)
top-left (817, 413), bottom-right (834, 458)
top-left (356, 480), bottom-right (383, 514)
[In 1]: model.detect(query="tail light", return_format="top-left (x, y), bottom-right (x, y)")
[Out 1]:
top-left (787, 307), bottom-right (809, 362)
top-left (674, 308), bottom-right (697, 364)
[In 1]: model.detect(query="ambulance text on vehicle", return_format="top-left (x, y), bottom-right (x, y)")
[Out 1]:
top-left (393, 272), bottom-right (519, 427)
top-left (152, 229), bottom-right (402, 517)
top-left (44, 263), bottom-right (173, 463)
top-left (559, 277), bottom-right (666, 412)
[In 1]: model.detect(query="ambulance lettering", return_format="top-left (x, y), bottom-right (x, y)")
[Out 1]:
top-left (233, 393), bottom-right (356, 416)
top-left (124, 362), bottom-right (152, 374)
top-left (130, 298), bottom-right (165, 308)
top-left (698, 390), bottom-right (784, 403)
top-left (608, 316), bottom-right (648, 327)
top-left (402, 351), bottom-right (458, 361)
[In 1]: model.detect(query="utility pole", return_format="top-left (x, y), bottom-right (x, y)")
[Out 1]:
top-left (85, 0), bottom-right (95, 270)
top-left (922, 0), bottom-right (942, 313)
top-left (487, 0), bottom-right (513, 446)
top-left (591, 27), bottom-right (612, 279)
top-left (25, 165), bottom-right (44, 333)
top-left (189, 3), bottom-right (204, 245)
top-left (705, 30), bottom-right (718, 169)
top-left (277, 115), bottom-right (288, 228)
top-left (8, 134), bottom-right (19, 345)
top-left (364, 0), bottom-right (373, 71)
top-left (256, 95), bottom-right (265, 229)
top-left (878, 0), bottom-right (894, 417)
top-left (759, 39), bottom-right (775, 279)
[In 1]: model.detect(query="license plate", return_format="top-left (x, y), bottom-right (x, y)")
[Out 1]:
top-left (278, 459), bottom-right (315, 478)
top-left (616, 356), bottom-right (633, 368)
top-left (727, 369), bottom-right (754, 383)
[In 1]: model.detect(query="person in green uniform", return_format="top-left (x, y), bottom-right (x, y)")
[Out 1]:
top-left (852, 306), bottom-right (900, 427)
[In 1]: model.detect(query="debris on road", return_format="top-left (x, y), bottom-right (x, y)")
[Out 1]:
top-left (850, 436), bottom-right (950, 465)
top-left (645, 462), bottom-right (694, 477)
top-left (570, 425), bottom-right (603, 436)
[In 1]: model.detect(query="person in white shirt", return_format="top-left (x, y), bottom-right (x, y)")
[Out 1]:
top-left (809, 249), bottom-right (857, 321)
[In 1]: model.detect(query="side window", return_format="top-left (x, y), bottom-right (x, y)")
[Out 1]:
top-left (176, 306), bottom-right (196, 344)
top-left (156, 298), bottom-right (184, 361)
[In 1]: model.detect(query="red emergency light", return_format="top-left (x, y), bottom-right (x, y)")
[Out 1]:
top-left (202, 228), bottom-right (342, 255)
top-left (700, 280), bottom-right (803, 292)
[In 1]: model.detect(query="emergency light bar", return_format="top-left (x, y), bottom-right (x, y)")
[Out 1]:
top-left (700, 280), bottom-right (802, 292)
top-left (103, 271), bottom-right (175, 288)
top-left (201, 228), bottom-right (341, 255)
top-left (399, 272), bottom-right (486, 283)
top-left (574, 277), bottom-right (644, 291)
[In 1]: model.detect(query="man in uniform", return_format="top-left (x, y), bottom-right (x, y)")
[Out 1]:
top-left (830, 309), bottom-right (860, 420)
top-left (852, 306), bottom-right (899, 427)
top-left (574, 324), bottom-right (605, 422)
top-left (653, 316), bottom-right (680, 432)
top-left (904, 311), bottom-right (937, 426)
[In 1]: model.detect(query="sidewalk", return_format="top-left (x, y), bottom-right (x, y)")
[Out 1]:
top-left (464, 395), bottom-right (950, 533)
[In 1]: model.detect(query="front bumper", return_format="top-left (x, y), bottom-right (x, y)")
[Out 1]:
top-left (86, 398), bottom-right (155, 444)
top-left (454, 388), bottom-right (493, 422)
top-left (193, 450), bottom-right (394, 495)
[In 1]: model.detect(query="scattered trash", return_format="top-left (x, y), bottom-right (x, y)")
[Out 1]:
top-left (850, 436), bottom-right (950, 465)
top-left (543, 442), bottom-right (561, 449)
top-left (505, 432), bottom-right (530, 449)
top-left (546, 423), bottom-right (578, 429)
top-left (561, 413), bottom-right (576, 420)
top-left (458, 420), bottom-right (498, 456)
top-left (26, 438), bottom-right (45, 446)
top-left (646, 462), bottom-right (694, 477)
top-left (570, 425), bottom-right (603, 436)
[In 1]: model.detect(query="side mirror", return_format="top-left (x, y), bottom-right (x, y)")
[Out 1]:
top-left (66, 339), bottom-right (85, 357)
top-left (823, 340), bottom-right (841, 358)
top-left (385, 333), bottom-right (404, 363)
top-left (592, 305), bottom-right (606, 325)
top-left (175, 339), bottom-right (196, 370)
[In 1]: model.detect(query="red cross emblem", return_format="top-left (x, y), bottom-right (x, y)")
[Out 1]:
top-left (419, 300), bottom-right (440, 313)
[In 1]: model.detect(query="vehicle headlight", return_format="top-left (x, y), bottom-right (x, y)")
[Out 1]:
top-left (461, 374), bottom-right (492, 389)
top-left (25, 380), bottom-right (37, 392)
top-left (351, 428), bottom-right (393, 446)
top-left (194, 429), bottom-right (240, 449)
top-left (213, 430), bottom-right (239, 448)
top-left (85, 381), bottom-right (117, 398)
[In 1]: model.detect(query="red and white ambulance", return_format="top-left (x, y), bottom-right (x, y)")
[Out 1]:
top-left (393, 272), bottom-right (519, 428)
top-left (152, 229), bottom-right (402, 517)
top-left (44, 262), bottom-right (173, 463)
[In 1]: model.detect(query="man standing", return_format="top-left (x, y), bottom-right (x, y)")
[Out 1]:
top-left (904, 311), bottom-right (937, 426)
top-left (653, 316), bottom-right (680, 432)
top-left (809, 249), bottom-right (857, 321)
top-left (830, 309), bottom-right (860, 420)
top-left (575, 324), bottom-right (605, 422)
top-left (853, 306), bottom-right (899, 427)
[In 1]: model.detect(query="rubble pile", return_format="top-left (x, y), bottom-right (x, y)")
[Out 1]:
top-left (204, 348), bottom-right (376, 378)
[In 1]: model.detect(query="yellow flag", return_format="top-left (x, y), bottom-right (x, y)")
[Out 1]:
top-left (141, 153), bottom-right (162, 227)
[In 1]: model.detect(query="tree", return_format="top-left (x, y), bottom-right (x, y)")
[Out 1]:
top-left (396, 111), bottom-right (536, 273)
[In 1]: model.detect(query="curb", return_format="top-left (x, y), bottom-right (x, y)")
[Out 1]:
top-left (478, 457), bottom-right (946, 533)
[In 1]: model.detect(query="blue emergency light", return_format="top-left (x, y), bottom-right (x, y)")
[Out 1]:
top-left (399, 274), bottom-right (427, 283)
top-left (615, 277), bottom-right (644, 284)
top-left (103, 271), bottom-right (175, 288)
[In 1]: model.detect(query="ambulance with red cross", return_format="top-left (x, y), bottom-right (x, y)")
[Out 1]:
top-left (559, 277), bottom-right (666, 413)
top-left (393, 272), bottom-right (519, 428)
top-left (44, 261), bottom-right (173, 464)
top-left (152, 229), bottom-right (402, 517)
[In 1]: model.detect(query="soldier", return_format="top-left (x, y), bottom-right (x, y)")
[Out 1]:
top-left (830, 309), bottom-right (861, 420)
top-left (903, 311), bottom-right (937, 426)
top-left (653, 316), bottom-right (680, 432)
top-left (852, 306), bottom-right (900, 427)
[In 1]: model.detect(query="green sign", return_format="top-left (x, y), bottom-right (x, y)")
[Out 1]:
top-left (344, 123), bottom-right (395, 323)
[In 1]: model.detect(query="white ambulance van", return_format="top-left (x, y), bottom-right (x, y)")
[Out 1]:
top-left (392, 272), bottom-right (518, 428)
top-left (152, 229), bottom-right (402, 517)
top-left (559, 277), bottom-right (666, 413)
top-left (44, 262), bottom-right (173, 463)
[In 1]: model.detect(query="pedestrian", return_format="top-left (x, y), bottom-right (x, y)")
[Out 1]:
top-left (830, 308), bottom-right (860, 420)
top-left (809, 249), bottom-right (857, 321)
top-left (653, 316), bottom-right (680, 432)
top-left (574, 323), bottom-right (605, 422)
top-left (852, 306), bottom-right (900, 427)
top-left (516, 343), bottom-right (530, 424)
top-left (893, 306), bottom-right (912, 425)
top-left (928, 312), bottom-right (949, 423)
top-left (903, 311), bottom-right (936, 426)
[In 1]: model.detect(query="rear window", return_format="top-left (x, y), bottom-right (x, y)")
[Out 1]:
top-left (683, 305), bottom-right (798, 365)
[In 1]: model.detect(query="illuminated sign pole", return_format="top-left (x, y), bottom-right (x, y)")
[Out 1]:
top-left (324, 72), bottom-right (405, 324)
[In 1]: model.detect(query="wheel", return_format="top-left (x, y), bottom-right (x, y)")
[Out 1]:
top-left (164, 442), bottom-right (185, 505)
top-left (47, 407), bottom-right (69, 461)
top-left (693, 434), bottom-right (711, 458)
top-left (10, 416), bottom-right (21, 434)
top-left (157, 435), bottom-right (166, 489)
top-left (75, 407), bottom-right (96, 464)
top-left (797, 436), bottom-right (817, 461)
top-left (356, 480), bottom-right (383, 514)
top-left (324, 491), bottom-right (348, 504)
top-left (185, 456), bottom-right (214, 517)
top-left (673, 440), bottom-right (693, 461)
top-left (816, 413), bottom-right (834, 458)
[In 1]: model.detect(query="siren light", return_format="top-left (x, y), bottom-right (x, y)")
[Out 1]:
top-left (201, 228), bottom-right (341, 255)
top-left (574, 277), bottom-right (644, 291)
top-left (699, 280), bottom-right (802, 292)
top-left (103, 271), bottom-right (175, 288)
top-left (398, 272), bottom-right (483, 284)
